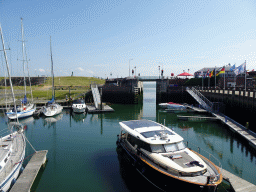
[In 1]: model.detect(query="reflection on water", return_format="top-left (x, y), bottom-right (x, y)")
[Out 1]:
top-left (0, 82), bottom-right (255, 191)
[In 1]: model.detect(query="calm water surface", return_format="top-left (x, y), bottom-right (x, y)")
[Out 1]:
top-left (0, 82), bottom-right (256, 191)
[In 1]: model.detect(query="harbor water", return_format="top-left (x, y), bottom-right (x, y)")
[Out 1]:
top-left (0, 82), bottom-right (256, 191)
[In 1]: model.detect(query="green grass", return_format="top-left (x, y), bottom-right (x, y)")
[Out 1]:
top-left (0, 76), bottom-right (105, 100)
top-left (45, 76), bottom-right (104, 86)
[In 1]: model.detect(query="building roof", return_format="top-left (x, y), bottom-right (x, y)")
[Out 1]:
top-left (195, 65), bottom-right (234, 73)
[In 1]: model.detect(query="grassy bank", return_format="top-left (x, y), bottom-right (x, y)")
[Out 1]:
top-left (0, 76), bottom-right (105, 101)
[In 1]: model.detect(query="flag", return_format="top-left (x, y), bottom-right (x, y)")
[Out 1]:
top-left (206, 69), bottom-right (209, 77)
top-left (209, 69), bottom-right (215, 77)
top-left (230, 64), bottom-right (236, 72)
top-left (217, 67), bottom-right (225, 76)
top-left (234, 62), bottom-right (246, 75)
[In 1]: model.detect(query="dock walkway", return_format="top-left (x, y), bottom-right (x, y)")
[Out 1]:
top-left (10, 150), bottom-right (48, 192)
top-left (213, 113), bottom-right (256, 150)
top-left (87, 105), bottom-right (114, 113)
top-left (177, 115), bottom-right (218, 121)
top-left (221, 168), bottom-right (256, 192)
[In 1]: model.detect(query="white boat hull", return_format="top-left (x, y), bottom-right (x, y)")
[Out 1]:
top-left (42, 104), bottom-right (63, 117)
top-left (0, 133), bottom-right (26, 191)
top-left (159, 103), bottom-right (186, 109)
top-left (72, 104), bottom-right (86, 113)
top-left (6, 104), bottom-right (36, 119)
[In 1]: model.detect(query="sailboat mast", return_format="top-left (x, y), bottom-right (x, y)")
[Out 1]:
top-left (50, 36), bottom-right (54, 99)
top-left (0, 23), bottom-right (19, 121)
top-left (21, 18), bottom-right (26, 96)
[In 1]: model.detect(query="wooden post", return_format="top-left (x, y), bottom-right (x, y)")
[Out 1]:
top-left (100, 88), bottom-right (103, 110)
top-left (253, 91), bottom-right (255, 111)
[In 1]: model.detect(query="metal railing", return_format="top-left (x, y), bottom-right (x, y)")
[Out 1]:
top-left (91, 83), bottom-right (101, 109)
top-left (186, 87), bottom-right (213, 111)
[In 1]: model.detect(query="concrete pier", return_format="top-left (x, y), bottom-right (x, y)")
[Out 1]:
top-left (10, 150), bottom-right (48, 192)
top-left (221, 168), bottom-right (256, 192)
top-left (213, 113), bottom-right (256, 150)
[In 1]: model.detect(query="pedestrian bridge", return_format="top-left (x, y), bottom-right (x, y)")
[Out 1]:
top-left (137, 76), bottom-right (163, 81)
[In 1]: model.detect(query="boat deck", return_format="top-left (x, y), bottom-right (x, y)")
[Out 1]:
top-left (0, 132), bottom-right (25, 186)
top-left (141, 152), bottom-right (218, 185)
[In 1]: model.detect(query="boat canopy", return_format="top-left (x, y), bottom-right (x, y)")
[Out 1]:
top-left (22, 95), bottom-right (27, 104)
top-left (48, 96), bottom-right (55, 104)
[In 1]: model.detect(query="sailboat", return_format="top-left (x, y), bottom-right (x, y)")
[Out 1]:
top-left (42, 37), bottom-right (63, 117)
top-left (0, 22), bottom-right (26, 192)
top-left (6, 18), bottom-right (36, 120)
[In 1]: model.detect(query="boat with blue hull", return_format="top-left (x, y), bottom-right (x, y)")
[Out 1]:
top-left (116, 119), bottom-right (222, 192)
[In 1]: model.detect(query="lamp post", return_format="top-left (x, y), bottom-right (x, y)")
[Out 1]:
top-left (134, 66), bottom-right (136, 77)
top-left (158, 66), bottom-right (160, 79)
top-left (129, 59), bottom-right (133, 77)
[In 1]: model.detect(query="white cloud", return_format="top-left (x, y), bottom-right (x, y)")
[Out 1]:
top-left (77, 67), bottom-right (84, 72)
top-left (87, 69), bottom-right (94, 74)
top-left (38, 68), bottom-right (45, 72)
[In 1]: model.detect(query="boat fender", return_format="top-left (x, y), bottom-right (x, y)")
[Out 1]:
top-left (20, 166), bottom-right (24, 173)
top-left (11, 178), bottom-right (17, 187)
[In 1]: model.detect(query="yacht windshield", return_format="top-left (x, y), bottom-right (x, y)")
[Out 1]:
top-left (164, 141), bottom-right (186, 153)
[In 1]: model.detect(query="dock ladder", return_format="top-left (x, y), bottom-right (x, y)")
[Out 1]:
top-left (91, 83), bottom-right (101, 110)
top-left (186, 87), bottom-right (213, 111)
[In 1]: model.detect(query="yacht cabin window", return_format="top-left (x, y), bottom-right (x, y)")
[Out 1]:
top-left (151, 141), bottom-right (186, 153)
top-left (127, 134), bottom-right (151, 152)
top-left (151, 144), bottom-right (165, 153)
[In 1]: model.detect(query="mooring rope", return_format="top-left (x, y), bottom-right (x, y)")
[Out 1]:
top-left (23, 133), bottom-right (37, 153)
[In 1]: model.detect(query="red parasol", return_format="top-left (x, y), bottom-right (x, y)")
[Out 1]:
top-left (177, 72), bottom-right (193, 77)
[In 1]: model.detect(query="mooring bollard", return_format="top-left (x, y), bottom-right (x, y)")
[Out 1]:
top-left (246, 122), bottom-right (249, 130)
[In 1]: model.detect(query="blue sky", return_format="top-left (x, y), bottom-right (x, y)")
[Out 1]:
top-left (1, 0), bottom-right (256, 78)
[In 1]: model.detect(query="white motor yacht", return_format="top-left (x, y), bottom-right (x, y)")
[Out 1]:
top-left (72, 99), bottom-right (86, 113)
top-left (117, 119), bottom-right (222, 192)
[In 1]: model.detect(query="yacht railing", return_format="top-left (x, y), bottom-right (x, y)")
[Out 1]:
top-left (186, 141), bottom-right (222, 181)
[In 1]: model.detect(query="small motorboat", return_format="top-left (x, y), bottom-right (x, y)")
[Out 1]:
top-left (116, 119), bottom-right (222, 191)
top-left (159, 102), bottom-right (186, 110)
top-left (72, 99), bottom-right (87, 113)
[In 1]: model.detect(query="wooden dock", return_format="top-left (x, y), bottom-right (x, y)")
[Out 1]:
top-left (177, 115), bottom-right (218, 121)
top-left (10, 150), bottom-right (48, 192)
top-left (87, 105), bottom-right (114, 113)
top-left (221, 168), bottom-right (256, 192)
top-left (213, 113), bottom-right (256, 150)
